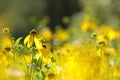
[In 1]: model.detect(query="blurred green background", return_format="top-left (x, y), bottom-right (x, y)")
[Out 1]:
top-left (0, 0), bottom-right (120, 37)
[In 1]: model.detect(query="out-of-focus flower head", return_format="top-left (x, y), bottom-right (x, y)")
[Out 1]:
top-left (53, 28), bottom-right (69, 42)
top-left (98, 25), bottom-right (120, 41)
top-left (57, 46), bottom-right (109, 80)
top-left (2, 27), bottom-right (10, 33)
top-left (0, 27), bottom-right (14, 79)
top-left (24, 29), bottom-right (43, 49)
top-left (0, 27), bottom-right (13, 64)
top-left (90, 33), bottom-right (116, 57)
top-left (80, 18), bottom-right (98, 32)
top-left (40, 27), bottom-right (52, 41)
top-left (80, 18), bottom-right (120, 41)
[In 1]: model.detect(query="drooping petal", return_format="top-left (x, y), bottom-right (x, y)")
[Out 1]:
top-left (24, 35), bottom-right (30, 45)
top-left (34, 37), bottom-right (42, 49)
top-left (28, 34), bottom-right (34, 48)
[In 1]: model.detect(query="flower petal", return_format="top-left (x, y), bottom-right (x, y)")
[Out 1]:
top-left (24, 35), bottom-right (30, 45)
top-left (28, 34), bottom-right (34, 48)
top-left (34, 37), bottom-right (42, 49)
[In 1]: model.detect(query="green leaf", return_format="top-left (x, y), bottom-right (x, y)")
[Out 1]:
top-left (14, 37), bottom-right (23, 47)
top-left (40, 71), bottom-right (46, 80)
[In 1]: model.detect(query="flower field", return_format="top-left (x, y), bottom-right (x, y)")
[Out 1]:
top-left (0, 0), bottom-right (120, 80)
top-left (0, 18), bottom-right (120, 80)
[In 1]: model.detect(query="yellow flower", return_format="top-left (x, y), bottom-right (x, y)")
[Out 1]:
top-left (0, 36), bottom-right (13, 65)
top-left (40, 28), bottom-right (52, 40)
top-left (80, 19), bottom-right (98, 32)
top-left (2, 27), bottom-right (10, 33)
top-left (0, 34), bottom-right (14, 79)
top-left (80, 19), bottom-right (120, 41)
top-left (53, 29), bottom-right (69, 41)
top-left (57, 47), bottom-right (108, 80)
top-left (24, 29), bottom-right (43, 49)
top-left (34, 44), bottom-right (52, 62)
top-left (45, 65), bottom-right (61, 80)
top-left (99, 25), bottom-right (120, 41)
top-left (94, 46), bottom-right (116, 58)
top-left (41, 44), bottom-right (52, 63)
top-left (91, 34), bottom-right (116, 57)
top-left (96, 35), bottom-right (108, 47)
top-left (45, 72), bottom-right (57, 80)
top-left (41, 45), bottom-right (52, 58)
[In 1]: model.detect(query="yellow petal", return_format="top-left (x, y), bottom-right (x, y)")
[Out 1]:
top-left (24, 35), bottom-right (30, 45)
top-left (23, 54), bottom-right (31, 64)
top-left (41, 47), bottom-right (51, 58)
top-left (28, 34), bottom-right (34, 47)
top-left (34, 37), bottom-right (42, 49)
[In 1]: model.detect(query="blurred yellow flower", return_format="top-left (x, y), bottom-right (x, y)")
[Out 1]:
top-left (24, 29), bottom-right (43, 49)
top-left (0, 32), bottom-right (14, 79)
top-left (40, 28), bottom-right (52, 40)
top-left (2, 27), bottom-right (10, 33)
top-left (53, 29), bottom-right (69, 41)
top-left (45, 72), bottom-right (57, 80)
top-left (91, 34), bottom-right (116, 57)
top-left (80, 19), bottom-right (98, 32)
top-left (80, 19), bottom-right (120, 41)
top-left (41, 45), bottom-right (52, 58)
top-left (58, 47), bottom-right (108, 80)
top-left (99, 25), bottom-right (120, 41)
top-left (45, 65), bottom-right (61, 80)
top-left (0, 17), bottom-right (120, 80)
top-left (0, 35), bottom-right (13, 66)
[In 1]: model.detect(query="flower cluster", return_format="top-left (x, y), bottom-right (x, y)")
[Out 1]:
top-left (0, 18), bottom-right (120, 80)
